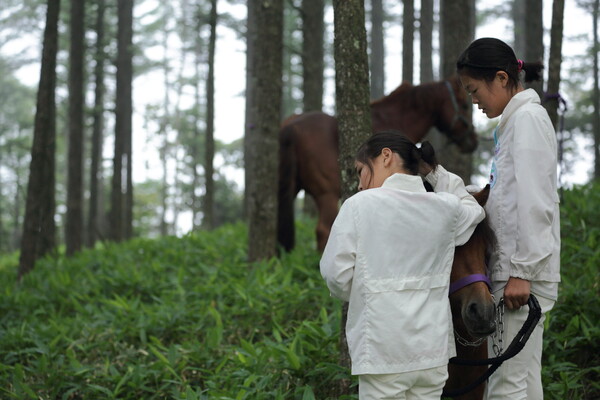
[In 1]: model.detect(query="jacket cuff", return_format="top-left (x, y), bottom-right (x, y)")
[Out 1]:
top-left (424, 165), bottom-right (445, 188)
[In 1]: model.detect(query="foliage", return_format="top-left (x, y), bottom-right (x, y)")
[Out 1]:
top-left (542, 183), bottom-right (600, 399)
top-left (0, 219), bottom-right (354, 399)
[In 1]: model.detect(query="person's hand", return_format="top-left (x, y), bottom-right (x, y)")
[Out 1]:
top-left (418, 160), bottom-right (433, 177)
top-left (503, 277), bottom-right (531, 310)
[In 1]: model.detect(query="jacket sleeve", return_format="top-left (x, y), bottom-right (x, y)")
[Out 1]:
top-left (319, 199), bottom-right (357, 302)
top-left (425, 165), bottom-right (485, 246)
top-left (511, 112), bottom-right (559, 280)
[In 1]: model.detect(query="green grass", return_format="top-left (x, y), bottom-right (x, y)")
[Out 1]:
top-left (0, 220), bottom-right (353, 399)
top-left (542, 184), bottom-right (600, 400)
top-left (1, 184), bottom-right (599, 399)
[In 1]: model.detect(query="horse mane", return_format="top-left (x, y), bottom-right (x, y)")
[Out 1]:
top-left (371, 80), bottom-right (445, 111)
top-left (474, 216), bottom-right (496, 252)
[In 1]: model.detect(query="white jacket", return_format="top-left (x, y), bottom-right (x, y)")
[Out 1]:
top-left (486, 89), bottom-right (561, 283)
top-left (320, 167), bottom-right (485, 375)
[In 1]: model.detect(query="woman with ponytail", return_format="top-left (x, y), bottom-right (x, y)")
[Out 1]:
top-left (320, 130), bottom-right (485, 399)
top-left (457, 38), bottom-right (560, 400)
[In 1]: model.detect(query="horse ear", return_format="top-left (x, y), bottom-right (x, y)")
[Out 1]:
top-left (473, 184), bottom-right (491, 206)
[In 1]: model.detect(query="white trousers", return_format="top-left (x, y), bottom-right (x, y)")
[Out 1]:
top-left (358, 366), bottom-right (448, 400)
top-left (484, 293), bottom-right (555, 400)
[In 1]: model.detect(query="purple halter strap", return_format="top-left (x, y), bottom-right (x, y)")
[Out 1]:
top-left (449, 273), bottom-right (492, 296)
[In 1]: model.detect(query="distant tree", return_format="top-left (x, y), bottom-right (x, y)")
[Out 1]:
top-left (593, 0), bottom-right (600, 180)
top-left (302, 0), bottom-right (325, 111)
top-left (111, 0), bottom-right (134, 242)
top-left (88, 0), bottom-right (107, 247)
top-left (419, 0), bottom-right (434, 83)
top-left (246, 0), bottom-right (283, 262)
top-left (439, 0), bottom-right (475, 183)
top-left (0, 61), bottom-right (35, 252)
top-left (543, 0), bottom-right (565, 130)
top-left (203, 0), bottom-right (217, 230)
top-left (333, 0), bottom-right (371, 396)
top-left (19, 0), bottom-right (60, 279)
top-left (243, 0), bottom-right (257, 220)
top-left (402, 0), bottom-right (414, 84)
top-left (370, 0), bottom-right (385, 99)
top-left (66, 0), bottom-right (86, 255)
top-left (513, 1), bottom-right (526, 58)
top-left (524, 0), bottom-right (544, 96)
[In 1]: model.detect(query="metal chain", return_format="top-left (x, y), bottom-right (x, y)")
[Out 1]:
top-left (491, 298), bottom-right (505, 357)
top-left (454, 329), bottom-right (487, 347)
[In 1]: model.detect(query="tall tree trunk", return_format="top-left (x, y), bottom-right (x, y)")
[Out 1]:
top-left (246, 0), bottom-right (283, 262)
top-left (19, 0), bottom-right (60, 279)
top-left (192, 7), bottom-right (203, 230)
top-left (333, 0), bottom-right (371, 396)
top-left (66, 0), bottom-right (86, 255)
top-left (593, 0), bottom-right (600, 180)
top-left (111, 0), bottom-right (134, 242)
top-left (512, 1), bottom-right (526, 58)
top-left (88, 0), bottom-right (106, 247)
top-left (244, 0), bottom-right (257, 220)
top-left (302, 0), bottom-right (325, 111)
top-left (402, 0), bottom-right (414, 84)
top-left (419, 0), bottom-right (434, 83)
top-left (203, 0), bottom-right (217, 230)
top-left (543, 0), bottom-right (565, 130)
top-left (438, 0), bottom-right (474, 183)
top-left (370, 0), bottom-right (385, 99)
top-left (524, 0), bottom-right (544, 96)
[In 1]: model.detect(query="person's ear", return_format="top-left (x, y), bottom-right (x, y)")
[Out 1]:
top-left (381, 148), bottom-right (392, 166)
top-left (496, 71), bottom-right (509, 88)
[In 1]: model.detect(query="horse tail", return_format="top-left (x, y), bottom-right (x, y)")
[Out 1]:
top-left (277, 122), bottom-right (298, 252)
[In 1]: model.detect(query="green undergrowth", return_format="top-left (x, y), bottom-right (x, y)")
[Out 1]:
top-left (542, 184), bottom-right (600, 400)
top-left (1, 184), bottom-right (599, 399)
top-left (0, 220), bottom-right (352, 399)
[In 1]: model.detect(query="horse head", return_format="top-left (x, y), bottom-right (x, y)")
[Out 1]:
top-left (449, 184), bottom-right (496, 338)
top-left (437, 76), bottom-right (478, 153)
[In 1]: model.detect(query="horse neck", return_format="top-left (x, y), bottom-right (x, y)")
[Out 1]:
top-left (370, 83), bottom-right (442, 141)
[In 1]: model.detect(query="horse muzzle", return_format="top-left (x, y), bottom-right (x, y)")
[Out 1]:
top-left (463, 300), bottom-right (496, 337)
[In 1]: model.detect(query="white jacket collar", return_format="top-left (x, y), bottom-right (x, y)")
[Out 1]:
top-left (381, 173), bottom-right (427, 193)
top-left (498, 88), bottom-right (541, 130)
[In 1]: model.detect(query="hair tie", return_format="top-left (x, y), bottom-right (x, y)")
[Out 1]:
top-left (517, 59), bottom-right (524, 72)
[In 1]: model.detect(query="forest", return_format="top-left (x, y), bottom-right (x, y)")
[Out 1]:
top-left (0, 0), bottom-right (599, 398)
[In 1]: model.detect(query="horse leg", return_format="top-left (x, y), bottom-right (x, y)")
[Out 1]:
top-left (315, 193), bottom-right (339, 252)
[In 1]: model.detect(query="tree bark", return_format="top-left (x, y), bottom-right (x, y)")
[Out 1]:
top-left (246, 0), bottom-right (283, 262)
top-left (302, 0), bottom-right (325, 112)
top-left (111, 0), bottom-right (134, 242)
top-left (19, 0), bottom-right (60, 279)
top-left (66, 0), bottom-right (86, 255)
top-left (244, 0), bottom-right (257, 220)
top-left (203, 0), bottom-right (217, 230)
top-left (333, 0), bottom-right (371, 396)
top-left (524, 0), bottom-right (544, 96)
top-left (543, 0), bottom-right (565, 130)
top-left (402, 0), bottom-right (414, 84)
top-left (512, 1), bottom-right (526, 59)
top-left (370, 0), bottom-right (385, 99)
top-left (419, 0), bottom-right (434, 83)
top-left (88, 0), bottom-right (106, 247)
top-left (593, 0), bottom-right (600, 180)
top-left (438, 0), bottom-right (475, 183)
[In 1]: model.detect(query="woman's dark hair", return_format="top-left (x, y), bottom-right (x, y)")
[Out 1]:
top-left (456, 37), bottom-right (543, 89)
top-left (355, 130), bottom-right (438, 177)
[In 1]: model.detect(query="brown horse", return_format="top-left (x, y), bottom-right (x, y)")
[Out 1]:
top-left (278, 77), bottom-right (477, 252)
top-left (444, 185), bottom-right (496, 400)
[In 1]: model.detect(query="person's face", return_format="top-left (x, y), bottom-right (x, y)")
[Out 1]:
top-left (355, 149), bottom-right (395, 191)
top-left (460, 72), bottom-right (513, 119)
